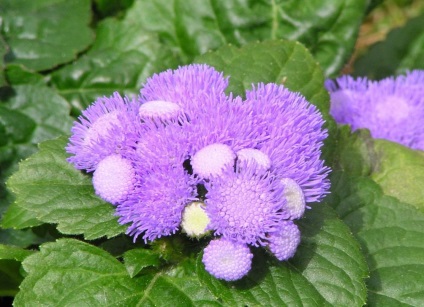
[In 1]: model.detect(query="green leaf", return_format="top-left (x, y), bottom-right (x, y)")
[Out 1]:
top-left (50, 6), bottom-right (179, 111)
top-left (330, 172), bottom-right (424, 306)
top-left (0, 244), bottom-right (34, 261)
top-left (0, 0), bottom-right (94, 71)
top-left (0, 68), bottom-right (75, 230)
top-left (3, 137), bottom-right (126, 240)
top-left (123, 248), bottom-right (161, 278)
top-left (0, 66), bottom-right (73, 146)
top-left (330, 126), bottom-right (424, 212)
top-left (127, 0), bottom-right (367, 77)
top-left (370, 139), bottom-right (424, 211)
top-left (0, 35), bottom-right (7, 87)
top-left (331, 125), bottom-right (375, 177)
top-left (15, 239), bottom-right (220, 306)
top-left (354, 13), bottom-right (424, 79)
top-left (1, 86), bottom-right (72, 145)
top-left (197, 204), bottom-right (368, 306)
top-left (196, 40), bottom-right (329, 112)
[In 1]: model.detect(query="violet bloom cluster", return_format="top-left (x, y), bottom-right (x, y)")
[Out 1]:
top-left (66, 64), bottom-right (330, 281)
top-left (326, 70), bottom-right (424, 150)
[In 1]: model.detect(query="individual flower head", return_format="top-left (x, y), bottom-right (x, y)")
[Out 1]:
top-left (326, 70), bottom-right (424, 150)
top-left (140, 64), bottom-right (229, 117)
top-left (92, 155), bottom-right (135, 205)
top-left (66, 92), bottom-right (141, 171)
top-left (116, 123), bottom-right (198, 242)
top-left (267, 220), bottom-right (301, 261)
top-left (245, 83), bottom-right (330, 203)
top-left (140, 64), bottom-right (266, 153)
top-left (202, 237), bottom-right (253, 281)
top-left (205, 161), bottom-right (288, 247)
top-left (134, 119), bottom-right (191, 169)
top-left (116, 162), bottom-right (198, 242)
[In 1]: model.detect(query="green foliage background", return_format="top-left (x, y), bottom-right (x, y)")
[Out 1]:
top-left (0, 0), bottom-right (424, 306)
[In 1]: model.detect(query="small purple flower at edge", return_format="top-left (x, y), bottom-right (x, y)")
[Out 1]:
top-left (326, 70), bottom-right (424, 150)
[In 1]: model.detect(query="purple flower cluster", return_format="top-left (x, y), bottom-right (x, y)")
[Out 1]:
top-left (67, 64), bottom-right (330, 281)
top-left (326, 70), bottom-right (424, 150)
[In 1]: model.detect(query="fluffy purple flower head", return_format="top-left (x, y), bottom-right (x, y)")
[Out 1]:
top-left (116, 162), bottom-right (197, 242)
top-left (66, 92), bottom-right (140, 171)
top-left (205, 161), bottom-right (288, 246)
top-left (140, 64), bottom-right (229, 117)
top-left (267, 220), bottom-right (301, 261)
top-left (92, 155), bottom-right (135, 205)
top-left (116, 124), bottom-right (198, 242)
top-left (244, 83), bottom-right (330, 203)
top-left (326, 70), bottom-right (424, 150)
top-left (182, 94), bottom-right (266, 154)
top-left (140, 64), bottom-right (266, 153)
top-left (202, 238), bottom-right (253, 281)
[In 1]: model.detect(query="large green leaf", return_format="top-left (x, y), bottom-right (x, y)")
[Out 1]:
top-left (0, 0), bottom-right (94, 71)
top-left (3, 137), bottom-right (126, 240)
top-left (371, 139), bottom-right (424, 211)
top-left (14, 239), bottom-right (220, 306)
top-left (330, 172), bottom-right (424, 306)
top-left (126, 0), bottom-right (367, 77)
top-left (329, 125), bottom-right (424, 305)
top-left (197, 203), bottom-right (368, 306)
top-left (354, 13), bottom-right (424, 79)
top-left (50, 6), bottom-right (180, 112)
top-left (331, 127), bottom-right (424, 211)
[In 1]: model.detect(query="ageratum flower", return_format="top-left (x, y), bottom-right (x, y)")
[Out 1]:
top-left (116, 124), bottom-right (198, 242)
top-left (244, 83), bottom-right (330, 203)
top-left (202, 238), bottom-right (253, 281)
top-left (116, 162), bottom-right (197, 242)
top-left (205, 161), bottom-right (288, 247)
top-left (326, 70), bottom-right (424, 150)
top-left (66, 92), bottom-right (140, 171)
top-left (66, 64), bottom-right (331, 281)
top-left (140, 64), bottom-right (229, 118)
top-left (140, 64), bottom-right (267, 154)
